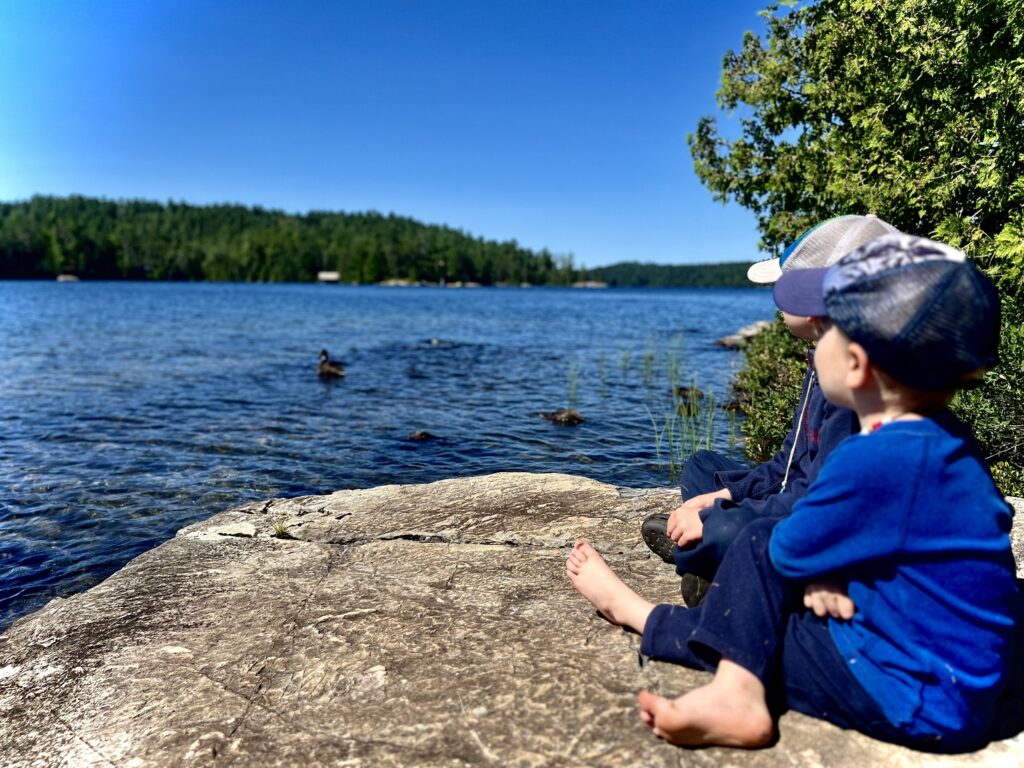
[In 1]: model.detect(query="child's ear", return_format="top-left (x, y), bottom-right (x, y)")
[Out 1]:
top-left (845, 342), bottom-right (871, 389)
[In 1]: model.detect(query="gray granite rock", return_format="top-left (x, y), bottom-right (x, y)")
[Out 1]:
top-left (0, 473), bottom-right (1020, 767)
top-left (716, 320), bottom-right (773, 348)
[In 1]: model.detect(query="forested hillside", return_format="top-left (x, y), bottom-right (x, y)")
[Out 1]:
top-left (588, 261), bottom-right (753, 287)
top-left (0, 196), bottom-right (581, 285)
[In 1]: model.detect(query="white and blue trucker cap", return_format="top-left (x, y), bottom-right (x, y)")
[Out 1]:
top-left (747, 214), bottom-right (899, 284)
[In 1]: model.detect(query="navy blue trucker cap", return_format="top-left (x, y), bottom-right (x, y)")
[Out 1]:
top-left (774, 234), bottom-right (1000, 391)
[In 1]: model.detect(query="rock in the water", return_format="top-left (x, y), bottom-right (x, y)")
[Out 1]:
top-left (540, 408), bottom-right (584, 425)
top-left (0, 474), bottom-right (1020, 767)
top-left (408, 430), bottom-right (438, 441)
top-left (717, 320), bottom-right (773, 349)
top-left (672, 386), bottom-right (705, 400)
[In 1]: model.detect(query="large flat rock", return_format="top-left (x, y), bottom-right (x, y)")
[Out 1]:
top-left (0, 474), bottom-right (1021, 767)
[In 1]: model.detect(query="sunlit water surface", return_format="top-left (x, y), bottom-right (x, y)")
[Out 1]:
top-left (0, 281), bottom-right (774, 628)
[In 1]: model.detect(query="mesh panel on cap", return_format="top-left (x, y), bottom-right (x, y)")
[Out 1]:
top-left (830, 263), bottom-right (950, 343)
top-left (830, 217), bottom-right (900, 266)
top-left (783, 216), bottom-right (898, 272)
top-left (782, 217), bottom-right (856, 271)
top-left (898, 264), bottom-right (999, 379)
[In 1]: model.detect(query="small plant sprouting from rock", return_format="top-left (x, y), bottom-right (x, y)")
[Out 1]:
top-left (271, 518), bottom-right (295, 540)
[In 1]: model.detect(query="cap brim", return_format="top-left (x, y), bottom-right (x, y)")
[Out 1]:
top-left (747, 258), bottom-right (782, 284)
top-left (772, 268), bottom-right (829, 316)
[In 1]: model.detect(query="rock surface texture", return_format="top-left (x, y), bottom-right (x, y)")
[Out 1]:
top-left (1, 474), bottom-right (1022, 767)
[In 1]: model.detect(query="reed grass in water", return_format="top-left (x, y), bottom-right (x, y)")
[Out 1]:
top-left (648, 370), bottom-right (740, 482)
top-left (567, 360), bottom-right (580, 408)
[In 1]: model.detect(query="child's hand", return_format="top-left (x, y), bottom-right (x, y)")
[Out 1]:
top-left (665, 489), bottom-right (730, 546)
top-left (804, 581), bottom-right (856, 620)
top-left (666, 503), bottom-right (704, 546)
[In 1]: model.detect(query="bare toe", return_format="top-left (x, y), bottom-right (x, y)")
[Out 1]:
top-left (637, 679), bottom-right (773, 749)
top-left (566, 542), bottom-right (654, 632)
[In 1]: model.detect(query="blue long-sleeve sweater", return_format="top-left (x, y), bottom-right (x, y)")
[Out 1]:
top-left (770, 413), bottom-right (1022, 740)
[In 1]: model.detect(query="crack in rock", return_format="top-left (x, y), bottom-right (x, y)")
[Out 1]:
top-left (227, 552), bottom-right (336, 739)
top-left (52, 714), bottom-right (118, 768)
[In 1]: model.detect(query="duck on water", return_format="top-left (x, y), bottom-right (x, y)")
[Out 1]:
top-left (317, 349), bottom-right (346, 379)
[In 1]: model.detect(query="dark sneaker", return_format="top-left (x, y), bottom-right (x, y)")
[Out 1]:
top-left (681, 573), bottom-right (711, 607)
top-left (641, 513), bottom-right (675, 563)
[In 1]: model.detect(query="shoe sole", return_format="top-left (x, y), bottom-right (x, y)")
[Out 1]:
top-left (681, 573), bottom-right (711, 607)
top-left (641, 513), bottom-right (676, 564)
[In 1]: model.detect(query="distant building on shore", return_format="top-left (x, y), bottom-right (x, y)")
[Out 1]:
top-left (316, 271), bottom-right (340, 283)
top-left (571, 280), bottom-right (608, 289)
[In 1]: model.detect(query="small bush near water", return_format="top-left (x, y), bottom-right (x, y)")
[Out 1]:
top-left (729, 316), bottom-right (807, 466)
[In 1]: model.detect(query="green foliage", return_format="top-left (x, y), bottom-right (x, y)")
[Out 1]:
top-left (730, 315), bottom-right (808, 463)
top-left (695, 0), bottom-right (1024, 493)
top-left (690, 0), bottom-right (1024, 255)
top-left (587, 261), bottom-right (756, 288)
top-left (0, 195), bottom-right (582, 286)
top-left (950, 294), bottom-right (1024, 495)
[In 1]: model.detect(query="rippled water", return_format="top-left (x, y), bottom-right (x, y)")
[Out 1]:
top-left (0, 281), bottom-right (774, 628)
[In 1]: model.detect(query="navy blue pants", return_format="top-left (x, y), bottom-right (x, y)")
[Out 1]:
top-left (673, 450), bottom-right (761, 580)
top-left (645, 517), bottom-right (952, 749)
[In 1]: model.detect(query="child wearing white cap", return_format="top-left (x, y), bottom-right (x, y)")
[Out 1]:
top-left (643, 214), bottom-right (898, 607)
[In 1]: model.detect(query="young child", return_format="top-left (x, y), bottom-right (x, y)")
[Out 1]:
top-left (569, 234), bottom-right (1022, 749)
top-left (643, 214), bottom-right (897, 606)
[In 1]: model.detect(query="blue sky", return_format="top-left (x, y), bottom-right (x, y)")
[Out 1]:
top-left (0, 1), bottom-right (770, 267)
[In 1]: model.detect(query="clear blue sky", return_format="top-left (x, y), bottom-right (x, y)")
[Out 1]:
top-left (0, 1), bottom-right (770, 268)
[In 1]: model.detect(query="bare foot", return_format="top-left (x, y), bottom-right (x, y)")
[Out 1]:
top-left (565, 541), bottom-right (655, 634)
top-left (637, 660), bottom-right (774, 748)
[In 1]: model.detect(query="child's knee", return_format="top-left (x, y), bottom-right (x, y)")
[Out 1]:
top-left (685, 450), bottom-right (720, 475)
top-left (681, 450), bottom-right (724, 499)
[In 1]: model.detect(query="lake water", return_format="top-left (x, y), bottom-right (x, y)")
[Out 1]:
top-left (0, 281), bottom-right (774, 629)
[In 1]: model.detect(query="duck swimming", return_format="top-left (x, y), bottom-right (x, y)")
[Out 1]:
top-left (540, 408), bottom-right (584, 426)
top-left (317, 349), bottom-right (346, 379)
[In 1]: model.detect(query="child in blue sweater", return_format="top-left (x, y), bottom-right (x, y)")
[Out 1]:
top-left (567, 234), bottom-right (1021, 749)
top-left (643, 215), bottom-right (896, 605)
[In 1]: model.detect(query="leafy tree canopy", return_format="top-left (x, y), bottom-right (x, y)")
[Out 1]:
top-left (690, 0), bottom-right (1024, 294)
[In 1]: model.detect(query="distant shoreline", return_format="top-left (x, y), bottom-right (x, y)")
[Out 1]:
top-left (2, 277), bottom-right (768, 290)
top-left (1, 195), bottom-right (755, 288)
